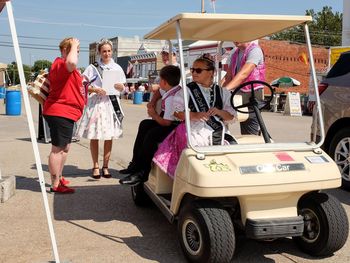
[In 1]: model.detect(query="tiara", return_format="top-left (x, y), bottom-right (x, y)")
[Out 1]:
top-left (199, 53), bottom-right (215, 63)
top-left (98, 38), bottom-right (113, 48)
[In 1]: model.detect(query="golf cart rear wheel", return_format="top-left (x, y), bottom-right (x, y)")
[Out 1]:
top-left (328, 127), bottom-right (350, 191)
top-left (293, 192), bottom-right (348, 256)
top-left (177, 200), bottom-right (235, 263)
top-left (131, 183), bottom-right (151, 206)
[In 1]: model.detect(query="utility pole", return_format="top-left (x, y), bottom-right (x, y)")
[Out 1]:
top-left (201, 0), bottom-right (205, 13)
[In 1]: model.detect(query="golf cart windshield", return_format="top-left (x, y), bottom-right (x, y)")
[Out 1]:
top-left (144, 13), bottom-right (323, 154)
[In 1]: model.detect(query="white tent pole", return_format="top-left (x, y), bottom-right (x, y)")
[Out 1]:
top-left (6, 2), bottom-right (60, 263)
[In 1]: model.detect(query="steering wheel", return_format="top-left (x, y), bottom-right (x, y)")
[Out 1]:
top-left (230, 80), bottom-right (274, 113)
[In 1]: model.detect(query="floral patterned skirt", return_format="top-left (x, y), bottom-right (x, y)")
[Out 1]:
top-left (75, 94), bottom-right (123, 140)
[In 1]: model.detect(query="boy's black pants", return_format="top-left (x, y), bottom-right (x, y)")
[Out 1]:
top-left (131, 119), bottom-right (178, 180)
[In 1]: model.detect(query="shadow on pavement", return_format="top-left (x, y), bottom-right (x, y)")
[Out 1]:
top-left (49, 183), bottom-right (328, 262)
top-left (52, 184), bottom-right (185, 262)
top-left (16, 137), bottom-right (49, 144)
top-left (233, 236), bottom-right (331, 262)
top-left (29, 163), bottom-right (91, 178)
top-left (29, 162), bottom-right (123, 180)
top-left (16, 175), bottom-right (49, 192)
top-left (325, 188), bottom-right (350, 206)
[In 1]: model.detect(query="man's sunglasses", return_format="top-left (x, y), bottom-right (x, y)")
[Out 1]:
top-left (190, 67), bottom-right (211, 74)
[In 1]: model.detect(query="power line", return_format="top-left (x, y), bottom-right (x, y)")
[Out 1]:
top-left (0, 17), bottom-right (154, 30)
top-left (0, 44), bottom-right (89, 52)
top-left (0, 41), bottom-right (89, 50)
top-left (0, 41), bottom-right (159, 51)
top-left (9, 4), bottom-right (165, 18)
top-left (0, 34), bottom-right (94, 43)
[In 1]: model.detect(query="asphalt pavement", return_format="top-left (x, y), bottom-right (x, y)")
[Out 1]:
top-left (0, 96), bottom-right (349, 263)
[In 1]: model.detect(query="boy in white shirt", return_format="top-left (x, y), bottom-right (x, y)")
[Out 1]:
top-left (119, 65), bottom-right (181, 185)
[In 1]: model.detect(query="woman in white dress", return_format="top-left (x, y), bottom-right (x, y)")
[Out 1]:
top-left (76, 38), bottom-right (126, 179)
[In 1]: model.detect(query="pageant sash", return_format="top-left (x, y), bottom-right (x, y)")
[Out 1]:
top-left (187, 82), bottom-right (225, 145)
top-left (91, 63), bottom-right (124, 124)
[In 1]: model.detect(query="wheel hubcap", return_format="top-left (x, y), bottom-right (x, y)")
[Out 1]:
top-left (334, 137), bottom-right (350, 182)
top-left (182, 219), bottom-right (202, 255)
top-left (300, 208), bottom-right (320, 242)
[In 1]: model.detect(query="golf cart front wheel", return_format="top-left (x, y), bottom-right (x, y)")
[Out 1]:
top-left (177, 200), bottom-right (235, 263)
top-left (293, 192), bottom-right (349, 256)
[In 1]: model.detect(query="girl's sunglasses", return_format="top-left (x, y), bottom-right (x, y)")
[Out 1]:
top-left (190, 67), bottom-right (211, 74)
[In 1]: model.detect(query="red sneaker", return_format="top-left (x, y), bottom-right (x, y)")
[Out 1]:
top-left (50, 185), bottom-right (75, 194)
top-left (60, 176), bottom-right (70, 186)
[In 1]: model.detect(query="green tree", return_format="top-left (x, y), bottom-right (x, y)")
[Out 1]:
top-left (7, 62), bottom-right (31, 85)
top-left (271, 6), bottom-right (342, 46)
top-left (33, 59), bottom-right (52, 73)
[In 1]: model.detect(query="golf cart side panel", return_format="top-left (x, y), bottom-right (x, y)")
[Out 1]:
top-left (169, 148), bottom-right (340, 214)
top-left (147, 165), bottom-right (173, 194)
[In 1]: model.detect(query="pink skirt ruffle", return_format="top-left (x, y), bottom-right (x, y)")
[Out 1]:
top-left (153, 123), bottom-right (187, 178)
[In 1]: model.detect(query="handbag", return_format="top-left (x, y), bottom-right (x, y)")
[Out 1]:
top-left (28, 72), bottom-right (50, 105)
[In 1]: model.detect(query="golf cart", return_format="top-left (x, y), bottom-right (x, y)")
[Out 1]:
top-left (131, 13), bottom-right (349, 262)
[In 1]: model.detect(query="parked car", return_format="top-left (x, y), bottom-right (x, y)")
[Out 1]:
top-left (311, 51), bottom-right (350, 190)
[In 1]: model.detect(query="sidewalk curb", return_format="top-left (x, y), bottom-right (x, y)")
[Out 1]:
top-left (0, 175), bottom-right (16, 203)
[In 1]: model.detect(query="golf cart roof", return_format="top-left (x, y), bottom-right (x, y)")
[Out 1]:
top-left (144, 13), bottom-right (312, 42)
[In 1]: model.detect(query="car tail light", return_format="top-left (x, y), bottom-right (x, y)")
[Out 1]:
top-left (318, 83), bottom-right (328, 95)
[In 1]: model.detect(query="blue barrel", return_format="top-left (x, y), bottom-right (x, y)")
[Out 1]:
top-left (6, 90), bottom-right (21, 116)
top-left (133, 91), bottom-right (143, 104)
top-left (0, 86), bottom-right (5, 99)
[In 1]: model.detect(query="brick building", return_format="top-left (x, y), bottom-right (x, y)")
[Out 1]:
top-left (260, 39), bottom-right (329, 95)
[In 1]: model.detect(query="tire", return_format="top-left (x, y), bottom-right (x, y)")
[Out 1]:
top-left (328, 127), bottom-right (350, 191)
top-left (131, 183), bottom-right (151, 206)
top-left (293, 192), bottom-right (349, 256)
top-left (177, 200), bottom-right (235, 263)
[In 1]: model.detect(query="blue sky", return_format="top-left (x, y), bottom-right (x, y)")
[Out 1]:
top-left (0, 0), bottom-right (344, 67)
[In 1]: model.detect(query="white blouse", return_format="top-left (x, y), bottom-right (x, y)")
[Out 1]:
top-left (83, 58), bottom-right (126, 96)
top-left (173, 83), bottom-right (236, 123)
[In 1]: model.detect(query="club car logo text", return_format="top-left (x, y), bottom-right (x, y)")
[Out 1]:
top-left (240, 163), bottom-right (305, 174)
